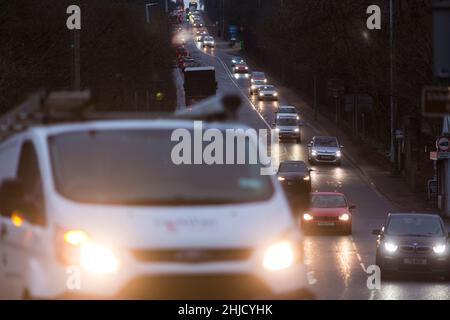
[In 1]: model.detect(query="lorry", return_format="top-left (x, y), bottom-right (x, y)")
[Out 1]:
top-left (189, 1), bottom-right (198, 11)
top-left (183, 67), bottom-right (217, 106)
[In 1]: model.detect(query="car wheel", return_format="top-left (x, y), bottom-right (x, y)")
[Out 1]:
top-left (296, 137), bottom-right (301, 144)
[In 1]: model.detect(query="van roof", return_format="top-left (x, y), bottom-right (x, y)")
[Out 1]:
top-left (1, 119), bottom-right (253, 142)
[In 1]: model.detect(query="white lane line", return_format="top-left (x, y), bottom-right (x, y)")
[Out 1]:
top-left (193, 42), bottom-right (272, 129)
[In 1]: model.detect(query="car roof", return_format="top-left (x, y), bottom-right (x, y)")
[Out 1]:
top-left (388, 213), bottom-right (442, 218)
top-left (311, 191), bottom-right (345, 196)
top-left (313, 135), bottom-right (337, 139)
top-left (279, 106), bottom-right (296, 110)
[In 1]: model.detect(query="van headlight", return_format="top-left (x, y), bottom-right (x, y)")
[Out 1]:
top-left (294, 128), bottom-right (300, 132)
top-left (80, 242), bottom-right (119, 274)
top-left (336, 151), bottom-right (342, 157)
top-left (384, 242), bottom-right (398, 253)
top-left (433, 244), bottom-right (447, 255)
top-left (57, 228), bottom-right (119, 274)
top-left (311, 150), bottom-right (317, 156)
top-left (262, 241), bottom-right (295, 271)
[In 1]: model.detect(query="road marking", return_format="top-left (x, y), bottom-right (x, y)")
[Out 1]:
top-left (192, 41), bottom-right (272, 129)
top-left (192, 34), bottom-right (376, 295)
top-left (307, 271), bottom-right (318, 285)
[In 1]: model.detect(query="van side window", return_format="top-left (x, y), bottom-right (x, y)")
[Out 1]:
top-left (17, 141), bottom-right (46, 226)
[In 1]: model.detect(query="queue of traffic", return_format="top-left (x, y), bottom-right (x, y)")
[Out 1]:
top-left (181, 9), bottom-right (450, 280)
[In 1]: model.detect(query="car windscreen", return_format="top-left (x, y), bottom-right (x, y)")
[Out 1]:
top-left (204, 37), bottom-right (213, 41)
top-left (277, 118), bottom-right (297, 126)
top-left (261, 86), bottom-right (274, 90)
top-left (386, 216), bottom-right (445, 237)
top-left (311, 195), bottom-right (347, 208)
top-left (279, 162), bottom-right (307, 173)
top-left (314, 137), bottom-right (338, 147)
top-left (252, 72), bottom-right (265, 77)
top-left (48, 129), bottom-right (274, 206)
top-left (279, 108), bottom-right (296, 113)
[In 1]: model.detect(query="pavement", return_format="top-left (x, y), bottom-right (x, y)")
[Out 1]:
top-left (173, 17), bottom-right (450, 300)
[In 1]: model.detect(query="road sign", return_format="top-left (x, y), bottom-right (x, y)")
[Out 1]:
top-left (327, 79), bottom-right (344, 98)
top-left (345, 94), bottom-right (373, 113)
top-left (422, 86), bottom-right (450, 117)
top-left (430, 151), bottom-right (450, 160)
top-left (436, 136), bottom-right (450, 151)
top-left (433, 1), bottom-right (450, 78)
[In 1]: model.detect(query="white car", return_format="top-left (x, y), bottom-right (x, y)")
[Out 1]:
top-left (0, 118), bottom-right (309, 299)
top-left (273, 114), bottom-right (301, 143)
top-left (257, 85), bottom-right (279, 101)
top-left (276, 106), bottom-right (300, 121)
top-left (202, 36), bottom-right (215, 48)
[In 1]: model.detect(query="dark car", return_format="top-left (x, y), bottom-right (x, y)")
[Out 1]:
top-left (176, 46), bottom-right (189, 58)
top-left (373, 213), bottom-right (450, 279)
top-left (277, 161), bottom-right (312, 215)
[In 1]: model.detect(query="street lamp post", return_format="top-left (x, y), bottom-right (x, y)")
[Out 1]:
top-left (146, 2), bottom-right (158, 23)
top-left (389, 0), bottom-right (396, 168)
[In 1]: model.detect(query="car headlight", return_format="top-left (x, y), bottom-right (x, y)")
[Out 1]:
top-left (275, 128), bottom-right (280, 132)
top-left (303, 213), bottom-right (313, 221)
top-left (251, 85), bottom-right (256, 90)
top-left (433, 244), bottom-right (447, 254)
top-left (273, 92), bottom-right (278, 97)
top-left (294, 128), bottom-right (300, 132)
top-left (311, 150), bottom-right (317, 156)
top-left (80, 241), bottom-right (119, 274)
top-left (339, 213), bottom-right (350, 221)
top-left (384, 242), bottom-right (398, 253)
top-left (264, 79), bottom-right (268, 83)
top-left (259, 92), bottom-right (264, 96)
top-left (262, 241), bottom-right (295, 271)
top-left (296, 116), bottom-right (300, 120)
top-left (303, 176), bottom-right (310, 181)
top-left (278, 176), bottom-right (286, 181)
top-left (336, 151), bottom-right (342, 157)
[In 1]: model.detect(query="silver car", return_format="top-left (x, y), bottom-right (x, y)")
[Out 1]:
top-left (307, 136), bottom-right (343, 165)
top-left (257, 85), bottom-right (279, 101)
top-left (274, 114), bottom-right (301, 143)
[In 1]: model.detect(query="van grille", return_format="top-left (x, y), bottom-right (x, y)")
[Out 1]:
top-left (131, 248), bottom-right (253, 263)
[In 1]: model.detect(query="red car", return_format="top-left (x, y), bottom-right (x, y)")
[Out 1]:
top-left (233, 63), bottom-right (249, 74)
top-left (301, 192), bottom-right (355, 235)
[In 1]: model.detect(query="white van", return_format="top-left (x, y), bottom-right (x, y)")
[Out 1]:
top-left (0, 119), bottom-right (310, 299)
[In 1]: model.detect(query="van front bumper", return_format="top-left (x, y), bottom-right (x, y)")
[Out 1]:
top-left (50, 260), bottom-right (309, 300)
